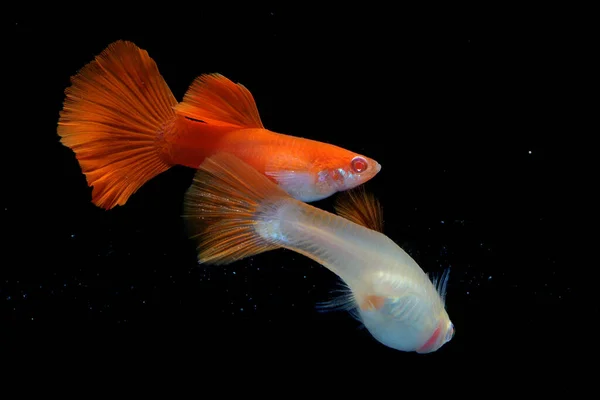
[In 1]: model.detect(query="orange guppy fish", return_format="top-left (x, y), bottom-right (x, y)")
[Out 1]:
top-left (183, 152), bottom-right (455, 353)
top-left (57, 40), bottom-right (381, 210)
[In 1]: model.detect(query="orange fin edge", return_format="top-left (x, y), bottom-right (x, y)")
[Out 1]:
top-left (182, 152), bottom-right (289, 265)
top-left (333, 186), bottom-right (384, 232)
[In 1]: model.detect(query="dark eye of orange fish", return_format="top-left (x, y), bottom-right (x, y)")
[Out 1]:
top-left (351, 157), bottom-right (368, 173)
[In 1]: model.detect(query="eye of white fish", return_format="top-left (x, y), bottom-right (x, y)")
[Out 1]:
top-left (445, 323), bottom-right (455, 342)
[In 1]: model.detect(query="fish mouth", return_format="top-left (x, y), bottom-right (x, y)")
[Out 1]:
top-left (416, 323), bottom-right (443, 354)
top-left (375, 162), bottom-right (382, 174)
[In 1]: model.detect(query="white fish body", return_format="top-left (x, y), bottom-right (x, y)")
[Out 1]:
top-left (183, 152), bottom-right (455, 353)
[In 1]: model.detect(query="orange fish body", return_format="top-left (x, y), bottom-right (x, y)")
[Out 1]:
top-left (58, 41), bottom-right (380, 209)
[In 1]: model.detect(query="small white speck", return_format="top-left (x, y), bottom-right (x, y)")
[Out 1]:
top-left (71, 234), bottom-right (75, 238)
top-left (233, 271), bottom-right (236, 275)
top-left (528, 150), bottom-right (532, 154)
top-left (441, 220), bottom-right (445, 224)
top-left (240, 308), bottom-right (244, 312)
top-left (488, 275), bottom-right (492, 280)
top-left (466, 291), bottom-right (469, 295)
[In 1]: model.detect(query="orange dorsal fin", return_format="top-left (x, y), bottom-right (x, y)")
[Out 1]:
top-left (174, 73), bottom-right (265, 129)
top-left (334, 186), bottom-right (384, 233)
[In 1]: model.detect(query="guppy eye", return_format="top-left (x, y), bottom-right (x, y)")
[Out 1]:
top-left (351, 156), bottom-right (368, 173)
top-left (445, 323), bottom-right (455, 342)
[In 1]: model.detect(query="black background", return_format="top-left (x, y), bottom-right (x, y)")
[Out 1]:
top-left (3, 4), bottom-right (586, 380)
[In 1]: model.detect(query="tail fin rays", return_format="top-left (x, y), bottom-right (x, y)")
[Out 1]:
top-left (57, 40), bottom-right (177, 209)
